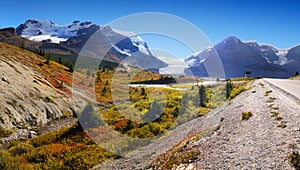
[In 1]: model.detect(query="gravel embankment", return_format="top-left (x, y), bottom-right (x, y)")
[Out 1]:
top-left (193, 79), bottom-right (300, 169)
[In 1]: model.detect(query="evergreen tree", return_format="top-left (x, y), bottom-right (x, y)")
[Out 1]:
top-left (69, 64), bottom-right (74, 72)
top-left (78, 102), bottom-right (102, 129)
top-left (181, 93), bottom-right (189, 113)
top-left (123, 119), bottom-right (134, 133)
top-left (58, 57), bottom-right (62, 64)
top-left (199, 84), bottom-right (206, 107)
top-left (226, 79), bottom-right (233, 99)
top-left (45, 55), bottom-right (50, 65)
top-left (86, 69), bottom-right (91, 78)
top-left (20, 43), bottom-right (25, 49)
top-left (141, 87), bottom-right (146, 96)
top-left (96, 71), bottom-right (101, 82)
top-left (102, 86), bottom-right (107, 95)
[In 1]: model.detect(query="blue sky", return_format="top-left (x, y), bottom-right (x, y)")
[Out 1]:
top-left (1, 0), bottom-right (300, 57)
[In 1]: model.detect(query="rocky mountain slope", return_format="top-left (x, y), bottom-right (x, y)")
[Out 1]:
top-left (184, 36), bottom-right (300, 78)
top-left (0, 42), bottom-right (75, 130)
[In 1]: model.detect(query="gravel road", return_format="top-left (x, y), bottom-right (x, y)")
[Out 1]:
top-left (264, 78), bottom-right (300, 100)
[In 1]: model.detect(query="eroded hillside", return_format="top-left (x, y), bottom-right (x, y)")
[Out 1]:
top-left (0, 43), bottom-right (75, 129)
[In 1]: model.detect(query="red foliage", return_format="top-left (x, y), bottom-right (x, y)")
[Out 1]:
top-left (114, 120), bottom-right (127, 129)
top-left (57, 75), bottom-right (72, 84)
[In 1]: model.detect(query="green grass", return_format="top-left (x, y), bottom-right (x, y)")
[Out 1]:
top-left (241, 111), bottom-right (253, 120)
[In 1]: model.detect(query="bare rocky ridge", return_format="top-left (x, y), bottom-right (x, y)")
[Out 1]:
top-left (96, 79), bottom-right (300, 169)
top-left (0, 43), bottom-right (75, 131)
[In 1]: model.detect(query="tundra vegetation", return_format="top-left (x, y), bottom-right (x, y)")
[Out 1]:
top-left (0, 44), bottom-right (253, 169)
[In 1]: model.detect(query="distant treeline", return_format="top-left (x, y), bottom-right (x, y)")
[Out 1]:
top-left (131, 76), bottom-right (176, 84)
top-left (20, 44), bottom-right (120, 72)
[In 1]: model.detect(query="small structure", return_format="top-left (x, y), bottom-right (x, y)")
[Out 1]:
top-left (244, 71), bottom-right (252, 77)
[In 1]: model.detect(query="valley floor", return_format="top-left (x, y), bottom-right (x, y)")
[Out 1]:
top-left (96, 79), bottom-right (300, 169)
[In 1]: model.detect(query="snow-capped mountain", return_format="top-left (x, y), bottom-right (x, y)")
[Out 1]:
top-left (98, 25), bottom-right (153, 58)
top-left (16, 20), bottom-right (95, 43)
top-left (16, 19), bottom-right (166, 71)
top-left (184, 36), bottom-right (299, 78)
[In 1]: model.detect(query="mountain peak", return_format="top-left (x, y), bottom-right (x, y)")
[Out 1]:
top-left (223, 36), bottom-right (241, 43)
top-left (24, 19), bottom-right (55, 26)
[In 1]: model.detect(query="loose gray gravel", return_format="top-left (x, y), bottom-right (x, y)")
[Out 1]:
top-left (193, 79), bottom-right (300, 170)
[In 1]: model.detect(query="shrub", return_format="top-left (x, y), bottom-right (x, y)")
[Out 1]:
top-left (266, 97), bottom-right (276, 103)
top-left (271, 111), bottom-right (279, 117)
top-left (241, 112), bottom-right (253, 120)
top-left (62, 112), bottom-right (73, 118)
top-left (278, 122), bottom-right (287, 128)
top-left (229, 87), bottom-right (245, 100)
top-left (0, 150), bottom-right (21, 169)
top-left (0, 127), bottom-right (13, 138)
top-left (258, 82), bottom-right (264, 87)
top-left (45, 96), bottom-right (54, 103)
top-left (264, 90), bottom-right (272, 96)
top-left (9, 143), bottom-right (34, 156)
top-left (288, 151), bottom-right (300, 169)
top-left (275, 115), bottom-right (282, 121)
